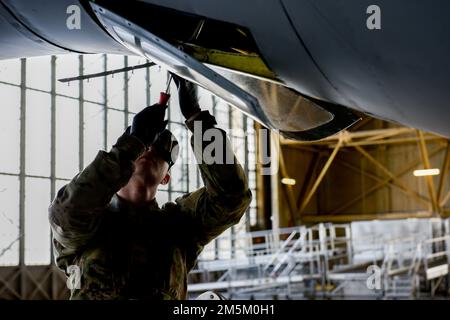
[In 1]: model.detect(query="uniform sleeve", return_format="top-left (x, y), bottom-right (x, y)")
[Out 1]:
top-left (48, 132), bottom-right (146, 253)
top-left (175, 111), bottom-right (252, 250)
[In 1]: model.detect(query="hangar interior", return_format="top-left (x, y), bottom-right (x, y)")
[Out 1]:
top-left (0, 54), bottom-right (449, 300)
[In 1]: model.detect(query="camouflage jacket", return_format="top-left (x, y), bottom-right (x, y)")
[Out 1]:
top-left (49, 111), bottom-right (252, 300)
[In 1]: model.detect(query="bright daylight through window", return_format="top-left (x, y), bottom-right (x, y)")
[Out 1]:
top-left (0, 54), bottom-right (257, 266)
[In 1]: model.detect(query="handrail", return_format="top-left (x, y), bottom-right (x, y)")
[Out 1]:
top-left (270, 233), bottom-right (307, 276)
top-left (189, 220), bottom-right (450, 299)
top-left (263, 230), bottom-right (299, 272)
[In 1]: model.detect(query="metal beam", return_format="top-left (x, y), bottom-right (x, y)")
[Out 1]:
top-left (24, 267), bottom-right (51, 300)
top-left (243, 113), bottom-right (250, 232)
top-left (295, 153), bottom-right (321, 212)
top-left (347, 117), bottom-right (372, 131)
top-left (281, 128), bottom-right (442, 149)
top-left (302, 211), bottom-right (433, 223)
top-left (335, 157), bottom-right (429, 203)
top-left (146, 60), bottom-right (151, 107)
top-left (365, 127), bottom-right (413, 142)
top-left (58, 61), bottom-right (155, 83)
top-left (229, 104), bottom-right (235, 258)
top-left (417, 130), bottom-right (439, 213)
top-left (124, 56), bottom-right (129, 128)
top-left (50, 56), bottom-right (56, 287)
top-left (0, 266), bottom-right (69, 299)
top-left (270, 131), bottom-right (280, 242)
top-left (299, 138), bottom-right (343, 214)
top-left (354, 145), bottom-right (429, 207)
top-left (326, 128), bottom-right (414, 141)
top-left (103, 54), bottom-right (108, 151)
top-left (19, 58), bottom-right (26, 299)
top-left (330, 136), bottom-right (442, 148)
top-left (19, 58), bottom-right (26, 267)
top-left (0, 268), bottom-right (21, 298)
top-left (437, 142), bottom-right (450, 205)
top-left (441, 190), bottom-right (450, 208)
top-left (78, 55), bottom-right (84, 171)
top-left (281, 128), bottom-right (416, 145)
top-left (278, 144), bottom-right (298, 225)
top-left (330, 146), bottom-right (445, 214)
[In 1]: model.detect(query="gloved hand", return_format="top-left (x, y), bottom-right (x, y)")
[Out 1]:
top-left (130, 104), bottom-right (168, 147)
top-left (171, 73), bottom-right (201, 120)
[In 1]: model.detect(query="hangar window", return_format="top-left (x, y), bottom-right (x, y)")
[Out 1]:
top-left (0, 54), bottom-right (257, 266)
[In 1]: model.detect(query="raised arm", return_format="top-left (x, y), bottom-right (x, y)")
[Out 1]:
top-left (175, 111), bottom-right (252, 247)
top-left (170, 75), bottom-right (252, 248)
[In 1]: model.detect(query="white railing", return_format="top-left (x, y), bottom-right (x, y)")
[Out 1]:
top-left (188, 220), bottom-right (450, 299)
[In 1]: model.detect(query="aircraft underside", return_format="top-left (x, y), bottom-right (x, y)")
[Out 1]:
top-left (0, 0), bottom-right (449, 140)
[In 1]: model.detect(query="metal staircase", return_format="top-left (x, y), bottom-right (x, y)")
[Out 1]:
top-left (381, 238), bottom-right (421, 299)
top-left (188, 219), bottom-right (450, 300)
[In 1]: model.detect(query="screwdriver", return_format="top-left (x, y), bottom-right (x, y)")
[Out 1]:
top-left (159, 74), bottom-right (173, 105)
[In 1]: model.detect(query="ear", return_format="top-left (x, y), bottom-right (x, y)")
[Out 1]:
top-left (160, 172), bottom-right (171, 185)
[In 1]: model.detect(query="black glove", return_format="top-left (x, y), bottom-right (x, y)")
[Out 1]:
top-left (171, 73), bottom-right (201, 120)
top-left (130, 104), bottom-right (168, 147)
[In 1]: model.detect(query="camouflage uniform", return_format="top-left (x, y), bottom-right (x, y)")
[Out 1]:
top-left (49, 111), bottom-right (252, 300)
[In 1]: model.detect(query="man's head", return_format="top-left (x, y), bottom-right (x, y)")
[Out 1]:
top-left (133, 129), bottom-right (179, 188)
